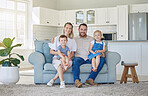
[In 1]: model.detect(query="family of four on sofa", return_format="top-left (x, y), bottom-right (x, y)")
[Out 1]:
top-left (47, 22), bottom-right (106, 88)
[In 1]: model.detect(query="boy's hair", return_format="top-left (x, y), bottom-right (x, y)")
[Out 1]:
top-left (79, 23), bottom-right (87, 29)
top-left (93, 30), bottom-right (102, 38)
top-left (59, 35), bottom-right (68, 41)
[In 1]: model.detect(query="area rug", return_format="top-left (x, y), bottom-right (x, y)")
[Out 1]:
top-left (0, 82), bottom-right (148, 96)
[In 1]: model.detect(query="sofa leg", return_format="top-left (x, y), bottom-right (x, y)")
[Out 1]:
top-left (35, 83), bottom-right (41, 85)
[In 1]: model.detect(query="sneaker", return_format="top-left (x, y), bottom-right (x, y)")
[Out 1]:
top-left (60, 81), bottom-right (65, 88)
top-left (47, 79), bottom-right (54, 86)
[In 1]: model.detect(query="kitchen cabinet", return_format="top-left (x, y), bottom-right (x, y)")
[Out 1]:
top-left (59, 10), bottom-right (75, 26)
top-left (108, 41), bottom-right (148, 76)
top-left (130, 4), bottom-right (148, 13)
top-left (96, 7), bottom-right (117, 25)
top-left (75, 9), bottom-right (96, 25)
top-left (32, 7), bottom-right (58, 26)
top-left (117, 5), bottom-right (128, 40)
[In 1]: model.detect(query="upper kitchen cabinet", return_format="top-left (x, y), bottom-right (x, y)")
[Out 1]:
top-left (59, 10), bottom-right (75, 26)
top-left (130, 4), bottom-right (148, 13)
top-left (117, 5), bottom-right (128, 40)
top-left (86, 10), bottom-right (95, 24)
top-left (75, 9), bottom-right (96, 25)
top-left (76, 10), bottom-right (84, 25)
top-left (96, 7), bottom-right (117, 25)
top-left (32, 7), bottom-right (58, 26)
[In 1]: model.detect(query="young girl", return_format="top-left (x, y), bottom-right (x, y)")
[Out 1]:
top-left (57, 35), bottom-right (71, 71)
top-left (88, 30), bottom-right (106, 72)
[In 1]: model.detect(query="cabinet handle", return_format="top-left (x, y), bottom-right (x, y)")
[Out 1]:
top-left (121, 35), bottom-right (123, 37)
top-left (106, 21), bottom-right (109, 23)
top-left (47, 22), bottom-right (49, 24)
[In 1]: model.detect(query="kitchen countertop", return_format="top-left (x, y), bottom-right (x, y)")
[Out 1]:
top-left (105, 40), bottom-right (148, 42)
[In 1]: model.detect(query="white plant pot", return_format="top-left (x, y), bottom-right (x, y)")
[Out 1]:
top-left (0, 66), bottom-right (20, 84)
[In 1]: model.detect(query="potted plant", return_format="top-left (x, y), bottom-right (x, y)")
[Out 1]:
top-left (0, 37), bottom-right (24, 84)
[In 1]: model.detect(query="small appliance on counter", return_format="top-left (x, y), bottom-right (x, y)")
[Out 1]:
top-left (102, 32), bottom-right (117, 40)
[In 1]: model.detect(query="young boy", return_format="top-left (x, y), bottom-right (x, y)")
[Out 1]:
top-left (57, 35), bottom-right (71, 71)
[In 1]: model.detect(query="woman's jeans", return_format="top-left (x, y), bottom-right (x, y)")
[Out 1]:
top-left (72, 57), bottom-right (105, 82)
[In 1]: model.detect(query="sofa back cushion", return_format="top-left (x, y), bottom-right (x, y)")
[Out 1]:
top-left (34, 40), bottom-right (53, 63)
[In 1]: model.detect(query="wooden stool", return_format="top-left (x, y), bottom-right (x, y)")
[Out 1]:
top-left (120, 62), bottom-right (139, 84)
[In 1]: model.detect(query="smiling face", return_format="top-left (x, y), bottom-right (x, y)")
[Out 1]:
top-left (94, 31), bottom-right (102, 42)
top-left (64, 24), bottom-right (73, 37)
top-left (78, 25), bottom-right (87, 38)
top-left (59, 37), bottom-right (67, 46)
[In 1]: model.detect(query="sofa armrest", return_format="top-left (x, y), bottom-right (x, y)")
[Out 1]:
top-left (28, 52), bottom-right (45, 65)
top-left (105, 51), bottom-right (121, 82)
top-left (28, 52), bottom-right (45, 84)
top-left (105, 51), bottom-right (121, 66)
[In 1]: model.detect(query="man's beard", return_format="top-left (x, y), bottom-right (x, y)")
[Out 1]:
top-left (79, 32), bottom-right (87, 38)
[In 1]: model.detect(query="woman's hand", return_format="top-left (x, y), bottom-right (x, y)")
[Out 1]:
top-left (51, 37), bottom-right (56, 43)
top-left (102, 52), bottom-right (105, 57)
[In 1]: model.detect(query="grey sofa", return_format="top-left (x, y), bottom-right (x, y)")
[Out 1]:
top-left (28, 40), bottom-right (121, 84)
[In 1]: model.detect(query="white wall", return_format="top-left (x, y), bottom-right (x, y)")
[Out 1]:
top-left (33, 0), bottom-right (57, 9)
top-left (33, 0), bottom-right (148, 10)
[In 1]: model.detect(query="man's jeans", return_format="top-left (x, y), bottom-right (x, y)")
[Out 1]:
top-left (72, 57), bottom-right (105, 82)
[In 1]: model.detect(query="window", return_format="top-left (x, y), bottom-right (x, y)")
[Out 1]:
top-left (0, 0), bottom-right (28, 48)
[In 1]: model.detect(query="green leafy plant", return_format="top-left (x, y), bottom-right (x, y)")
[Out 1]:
top-left (0, 37), bottom-right (24, 66)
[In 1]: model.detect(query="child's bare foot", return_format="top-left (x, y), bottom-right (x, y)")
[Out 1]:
top-left (92, 68), bottom-right (97, 72)
top-left (64, 66), bottom-right (69, 71)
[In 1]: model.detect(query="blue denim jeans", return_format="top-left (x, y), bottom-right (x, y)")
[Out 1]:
top-left (72, 57), bottom-right (105, 82)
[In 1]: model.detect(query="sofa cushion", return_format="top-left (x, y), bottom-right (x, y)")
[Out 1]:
top-left (34, 40), bottom-right (53, 63)
top-left (44, 63), bottom-right (56, 71)
top-left (43, 43), bottom-right (53, 63)
top-left (44, 63), bottom-right (107, 74)
top-left (80, 64), bottom-right (107, 73)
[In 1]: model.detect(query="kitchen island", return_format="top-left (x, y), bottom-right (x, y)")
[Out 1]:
top-left (107, 40), bottom-right (148, 76)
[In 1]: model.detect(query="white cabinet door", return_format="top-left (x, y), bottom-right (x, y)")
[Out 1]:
top-left (46, 9), bottom-right (58, 26)
top-left (141, 44), bottom-right (148, 76)
top-left (32, 7), bottom-right (41, 24)
top-left (96, 8), bottom-right (107, 25)
top-left (107, 7), bottom-right (117, 25)
top-left (96, 7), bottom-right (117, 25)
top-left (59, 11), bottom-right (66, 26)
top-left (32, 7), bottom-right (58, 26)
top-left (40, 7), bottom-right (47, 24)
top-left (59, 10), bottom-right (75, 26)
top-left (117, 5), bottom-right (128, 40)
top-left (65, 10), bottom-right (75, 25)
top-left (75, 9), bottom-right (96, 25)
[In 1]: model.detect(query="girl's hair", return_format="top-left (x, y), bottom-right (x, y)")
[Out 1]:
top-left (93, 30), bottom-right (102, 38)
top-left (63, 22), bottom-right (74, 39)
top-left (59, 35), bottom-right (68, 41)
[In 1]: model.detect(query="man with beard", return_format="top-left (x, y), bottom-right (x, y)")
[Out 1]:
top-left (73, 23), bottom-right (105, 88)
